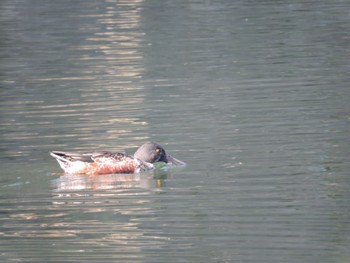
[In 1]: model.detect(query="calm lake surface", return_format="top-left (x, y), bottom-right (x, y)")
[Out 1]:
top-left (1, 0), bottom-right (350, 262)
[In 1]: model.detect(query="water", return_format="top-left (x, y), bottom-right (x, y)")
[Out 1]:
top-left (1, 0), bottom-right (350, 262)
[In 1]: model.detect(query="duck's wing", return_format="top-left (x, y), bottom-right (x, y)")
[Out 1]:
top-left (90, 151), bottom-right (133, 163)
top-left (50, 151), bottom-right (94, 163)
top-left (50, 150), bottom-right (133, 163)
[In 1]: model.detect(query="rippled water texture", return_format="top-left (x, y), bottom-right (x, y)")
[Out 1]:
top-left (1, 0), bottom-right (350, 262)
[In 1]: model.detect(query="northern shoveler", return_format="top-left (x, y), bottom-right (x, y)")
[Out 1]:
top-left (50, 142), bottom-right (185, 175)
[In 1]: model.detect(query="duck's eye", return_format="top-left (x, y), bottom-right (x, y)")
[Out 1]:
top-left (155, 148), bottom-right (161, 153)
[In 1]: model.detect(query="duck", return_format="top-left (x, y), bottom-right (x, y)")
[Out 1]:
top-left (50, 142), bottom-right (185, 175)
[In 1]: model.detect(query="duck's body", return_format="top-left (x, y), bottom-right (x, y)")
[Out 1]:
top-left (50, 151), bottom-right (154, 175)
top-left (50, 142), bottom-right (184, 175)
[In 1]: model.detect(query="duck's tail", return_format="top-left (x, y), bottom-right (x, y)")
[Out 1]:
top-left (50, 151), bottom-right (68, 161)
top-left (50, 151), bottom-right (73, 170)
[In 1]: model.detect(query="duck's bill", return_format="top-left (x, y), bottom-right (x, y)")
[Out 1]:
top-left (167, 154), bottom-right (186, 166)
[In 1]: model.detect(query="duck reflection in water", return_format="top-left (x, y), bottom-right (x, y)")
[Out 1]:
top-left (51, 169), bottom-right (170, 191)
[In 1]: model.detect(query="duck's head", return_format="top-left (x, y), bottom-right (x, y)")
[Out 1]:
top-left (134, 142), bottom-right (185, 166)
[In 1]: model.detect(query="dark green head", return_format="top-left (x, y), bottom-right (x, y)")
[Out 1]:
top-left (134, 142), bottom-right (185, 165)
